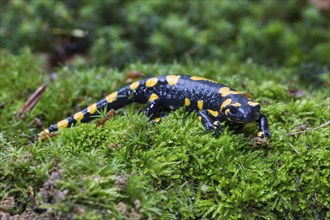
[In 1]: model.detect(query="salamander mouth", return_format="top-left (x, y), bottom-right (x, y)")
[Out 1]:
top-left (228, 112), bottom-right (260, 123)
top-left (243, 112), bottom-right (260, 123)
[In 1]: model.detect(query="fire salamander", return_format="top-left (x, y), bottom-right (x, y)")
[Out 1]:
top-left (39, 75), bottom-right (271, 139)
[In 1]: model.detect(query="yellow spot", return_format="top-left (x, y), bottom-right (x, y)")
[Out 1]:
top-left (73, 111), bottom-right (84, 121)
top-left (219, 87), bottom-right (230, 94)
top-left (39, 129), bottom-right (50, 140)
top-left (106, 92), bottom-right (118, 103)
top-left (220, 98), bottom-right (232, 110)
top-left (208, 110), bottom-right (219, 117)
top-left (40, 129), bottom-right (50, 136)
top-left (146, 77), bottom-right (158, 87)
top-left (87, 103), bottom-right (97, 114)
top-left (232, 102), bottom-right (241, 107)
top-left (153, 117), bottom-right (161, 123)
top-left (197, 100), bottom-right (204, 110)
top-left (57, 119), bottom-right (68, 129)
top-left (225, 109), bottom-right (230, 115)
top-left (130, 81), bottom-right (139, 90)
top-left (166, 75), bottom-right (180, 86)
top-left (191, 76), bottom-right (216, 83)
top-left (248, 101), bottom-right (259, 106)
top-left (184, 98), bottom-right (191, 106)
top-left (219, 87), bottom-right (241, 97)
top-left (198, 116), bottom-right (202, 121)
top-left (257, 131), bottom-right (264, 137)
top-left (149, 93), bottom-right (159, 101)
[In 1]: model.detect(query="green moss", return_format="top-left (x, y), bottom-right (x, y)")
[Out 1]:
top-left (1, 50), bottom-right (329, 219)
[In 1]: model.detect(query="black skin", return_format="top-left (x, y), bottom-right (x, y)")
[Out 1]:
top-left (40, 75), bottom-right (271, 138)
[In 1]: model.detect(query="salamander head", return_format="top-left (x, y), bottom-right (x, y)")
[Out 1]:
top-left (223, 100), bottom-right (261, 123)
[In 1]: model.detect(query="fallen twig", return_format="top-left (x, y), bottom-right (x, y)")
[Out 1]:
top-left (96, 109), bottom-right (116, 127)
top-left (286, 120), bottom-right (330, 136)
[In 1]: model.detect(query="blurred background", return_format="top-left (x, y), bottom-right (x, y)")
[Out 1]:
top-left (1, 0), bottom-right (329, 85)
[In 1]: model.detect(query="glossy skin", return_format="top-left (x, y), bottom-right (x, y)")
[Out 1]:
top-left (39, 75), bottom-right (271, 138)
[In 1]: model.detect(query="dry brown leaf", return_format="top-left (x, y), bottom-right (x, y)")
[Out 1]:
top-left (17, 84), bottom-right (47, 118)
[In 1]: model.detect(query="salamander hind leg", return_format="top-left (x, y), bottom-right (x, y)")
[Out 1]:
top-left (198, 110), bottom-right (224, 137)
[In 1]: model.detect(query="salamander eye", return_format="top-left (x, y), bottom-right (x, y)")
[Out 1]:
top-left (229, 106), bottom-right (238, 114)
top-left (255, 105), bottom-right (261, 111)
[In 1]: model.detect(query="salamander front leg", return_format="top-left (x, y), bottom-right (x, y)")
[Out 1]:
top-left (198, 110), bottom-right (224, 137)
top-left (145, 93), bottom-right (163, 122)
top-left (256, 113), bottom-right (271, 138)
